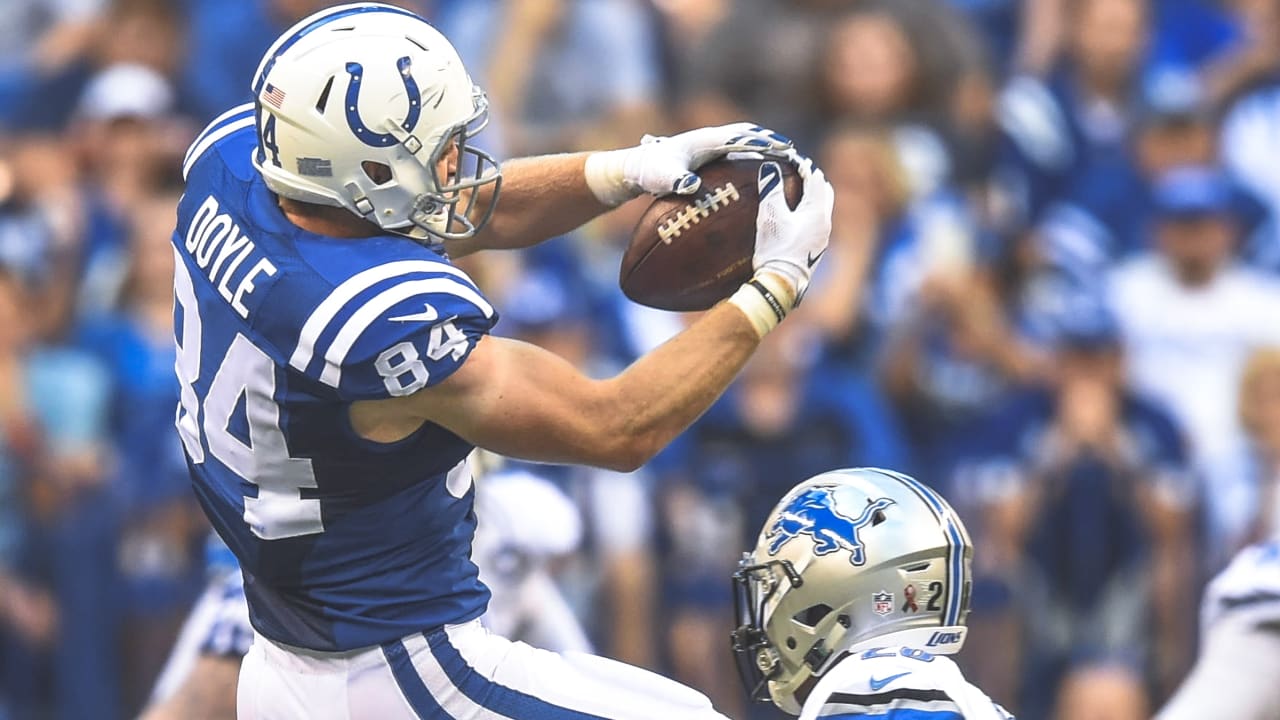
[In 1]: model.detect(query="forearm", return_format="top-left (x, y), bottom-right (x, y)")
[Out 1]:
top-left (600, 301), bottom-right (761, 465)
top-left (453, 153), bottom-right (608, 256)
top-left (410, 297), bottom-right (765, 472)
top-left (454, 122), bottom-right (797, 255)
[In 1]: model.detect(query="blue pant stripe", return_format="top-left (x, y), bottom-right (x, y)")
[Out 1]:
top-left (382, 640), bottom-right (450, 719)
top-left (821, 711), bottom-right (964, 720)
top-left (428, 632), bottom-right (607, 720)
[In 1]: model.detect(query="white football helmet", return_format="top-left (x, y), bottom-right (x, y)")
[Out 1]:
top-left (731, 468), bottom-right (973, 715)
top-left (250, 3), bottom-right (501, 242)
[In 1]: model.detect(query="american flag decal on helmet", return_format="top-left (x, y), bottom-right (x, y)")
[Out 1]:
top-left (263, 83), bottom-right (287, 109)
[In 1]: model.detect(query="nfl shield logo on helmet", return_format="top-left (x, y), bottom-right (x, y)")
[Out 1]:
top-left (872, 591), bottom-right (894, 616)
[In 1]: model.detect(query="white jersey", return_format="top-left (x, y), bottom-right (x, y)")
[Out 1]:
top-left (800, 645), bottom-right (1013, 720)
top-left (1199, 538), bottom-right (1280, 633)
top-left (1157, 539), bottom-right (1280, 720)
top-left (472, 470), bottom-right (592, 653)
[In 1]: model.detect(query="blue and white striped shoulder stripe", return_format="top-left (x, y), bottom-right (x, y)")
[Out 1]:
top-left (183, 103), bottom-right (256, 180)
top-left (289, 260), bottom-right (494, 388)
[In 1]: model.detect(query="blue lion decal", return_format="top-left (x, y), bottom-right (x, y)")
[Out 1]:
top-left (766, 487), bottom-right (894, 566)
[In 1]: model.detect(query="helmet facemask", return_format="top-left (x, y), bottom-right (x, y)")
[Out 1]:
top-left (399, 88), bottom-right (502, 243)
top-left (336, 86), bottom-right (501, 244)
top-left (732, 553), bottom-right (863, 715)
top-left (730, 556), bottom-right (797, 706)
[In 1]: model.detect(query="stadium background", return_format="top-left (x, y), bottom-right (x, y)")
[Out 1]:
top-left (3, 0), bottom-right (1280, 718)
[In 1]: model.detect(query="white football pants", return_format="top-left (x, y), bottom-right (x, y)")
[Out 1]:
top-left (237, 619), bottom-right (731, 720)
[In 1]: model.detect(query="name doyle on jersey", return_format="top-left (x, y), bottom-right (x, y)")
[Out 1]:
top-left (182, 195), bottom-right (277, 318)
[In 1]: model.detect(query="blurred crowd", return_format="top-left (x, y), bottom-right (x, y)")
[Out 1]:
top-left (3, 0), bottom-right (1280, 719)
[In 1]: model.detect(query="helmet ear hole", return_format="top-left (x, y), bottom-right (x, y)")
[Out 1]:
top-left (362, 161), bottom-right (394, 186)
top-left (792, 603), bottom-right (834, 629)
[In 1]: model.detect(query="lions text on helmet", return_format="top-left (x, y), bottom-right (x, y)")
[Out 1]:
top-left (732, 468), bottom-right (1015, 719)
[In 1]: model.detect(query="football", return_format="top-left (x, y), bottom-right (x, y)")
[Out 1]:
top-left (620, 158), bottom-right (802, 312)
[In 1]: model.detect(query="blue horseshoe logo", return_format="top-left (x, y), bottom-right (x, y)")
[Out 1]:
top-left (344, 56), bottom-right (422, 147)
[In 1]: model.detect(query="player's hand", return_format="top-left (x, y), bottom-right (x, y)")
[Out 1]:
top-left (727, 153), bottom-right (832, 337)
top-left (752, 154), bottom-right (834, 307)
top-left (584, 123), bottom-right (793, 206)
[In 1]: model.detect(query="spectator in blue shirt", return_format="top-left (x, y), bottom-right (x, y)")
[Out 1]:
top-left (995, 0), bottom-right (1150, 228)
top-left (0, 266), bottom-right (59, 720)
top-left (76, 194), bottom-right (205, 714)
top-left (0, 264), bottom-right (118, 720)
top-left (1032, 83), bottom-right (1268, 300)
top-left (955, 306), bottom-right (1196, 719)
top-left (0, 0), bottom-right (104, 129)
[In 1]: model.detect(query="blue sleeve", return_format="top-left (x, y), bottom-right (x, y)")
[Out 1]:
top-left (331, 277), bottom-right (497, 401)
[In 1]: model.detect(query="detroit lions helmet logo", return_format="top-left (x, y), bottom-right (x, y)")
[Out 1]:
top-left (766, 487), bottom-right (894, 566)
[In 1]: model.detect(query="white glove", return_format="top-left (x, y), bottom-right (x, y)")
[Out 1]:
top-left (584, 123), bottom-right (793, 206)
top-left (729, 153), bottom-right (834, 337)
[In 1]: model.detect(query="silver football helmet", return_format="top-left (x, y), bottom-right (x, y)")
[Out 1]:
top-left (250, 2), bottom-right (501, 242)
top-left (730, 468), bottom-right (973, 715)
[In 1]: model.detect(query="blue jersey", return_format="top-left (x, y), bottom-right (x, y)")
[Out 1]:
top-left (172, 105), bottom-right (498, 651)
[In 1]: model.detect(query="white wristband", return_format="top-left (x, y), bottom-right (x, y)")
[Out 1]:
top-left (584, 149), bottom-right (636, 207)
top-left (727, 274), bottom-right (792, 338)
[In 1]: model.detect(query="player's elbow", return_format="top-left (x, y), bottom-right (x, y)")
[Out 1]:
top-left (595, 429), bottom-right (663, 473)
top-left (581, 382), bottom-right (667, 472)
top-left (596, 439), bottom-right (651, 473)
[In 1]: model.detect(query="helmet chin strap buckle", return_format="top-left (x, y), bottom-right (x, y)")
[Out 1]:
top-left (345, 182), bottom-right (375, 216)
top-left (803, 638), bottom-right (832, 671)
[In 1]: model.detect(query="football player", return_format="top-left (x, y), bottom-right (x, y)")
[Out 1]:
top-left (731, 468), bottom-right (1014, 719)
top-left (173, 3), bottom-right (832, 719)
top-left (1156, 538), bottom-right (1280, 719)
